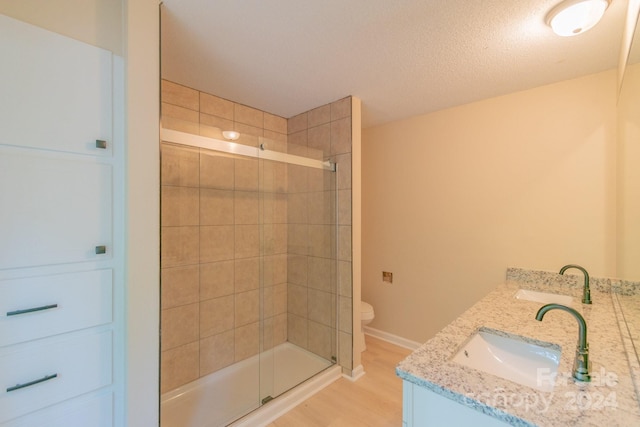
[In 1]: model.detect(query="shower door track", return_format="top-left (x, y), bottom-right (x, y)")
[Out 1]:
top-left (160, 127), bottom-right (336, 171)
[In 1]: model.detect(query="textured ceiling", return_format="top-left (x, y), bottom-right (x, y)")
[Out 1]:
top-left (161, 0), bottom-right (626, 128)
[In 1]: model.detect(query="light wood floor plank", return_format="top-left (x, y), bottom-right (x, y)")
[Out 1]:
top-left (268, 335), bottom-right (412, 427)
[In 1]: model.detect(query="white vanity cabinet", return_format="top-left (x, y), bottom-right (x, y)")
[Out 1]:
top-left (402, 381), bottom-right (511, 427)
top-left (0, 14), bottom-right (123, 426)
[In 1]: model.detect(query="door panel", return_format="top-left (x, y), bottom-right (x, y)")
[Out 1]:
top-left (0, 14), bottom-right (112, 156)
top-left (0, 150), bottom-right (112, 269)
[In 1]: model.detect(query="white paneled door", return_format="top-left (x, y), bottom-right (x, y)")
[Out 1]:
top-left (0, 14), bottom-right (123, 427)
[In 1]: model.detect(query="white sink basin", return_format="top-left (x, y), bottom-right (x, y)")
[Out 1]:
top-left (514, 289), bottom-right (573, 305)
top-left (452, 327), bottom-right (561, 392)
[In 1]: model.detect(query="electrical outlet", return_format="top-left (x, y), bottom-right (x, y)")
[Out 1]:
top-left (382, 271), bottom-right (393, 284)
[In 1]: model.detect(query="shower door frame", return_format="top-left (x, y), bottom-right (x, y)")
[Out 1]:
top-left (160, 128), bottom-right (335, 172)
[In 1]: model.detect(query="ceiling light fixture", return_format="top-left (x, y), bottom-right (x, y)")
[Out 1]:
top-left (222, 130), bottom-right (240, 141)
top-left (546, 0), bottom-right (610, 37)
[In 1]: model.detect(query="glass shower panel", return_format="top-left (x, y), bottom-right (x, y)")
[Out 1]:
top-left (258, 138), bottom-right (337, 405)
top-left (159, 128), bottom-right (338, 426)
top-left (160, 140), bottom-right (264, 427)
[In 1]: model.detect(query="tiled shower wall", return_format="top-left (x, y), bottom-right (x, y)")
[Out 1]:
top-left (160, 80), bottom-right (353, 393)
top-left (160, 80), bottom-right (289, 393)
top-left (285, 153), bottom-right (337, 362)
top-left (287, 100), bottom-right (354, 372)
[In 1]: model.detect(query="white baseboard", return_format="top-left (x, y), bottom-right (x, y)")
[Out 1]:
top-left (343, 364), bottom-right (366, 382)
top-left (364, 326), bottom-right (422, 350)
top-left (230, 364), bottom-right (342, 427)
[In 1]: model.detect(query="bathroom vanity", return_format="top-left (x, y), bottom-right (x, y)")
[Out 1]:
top-left (396, 268), bottom-right (640, 426)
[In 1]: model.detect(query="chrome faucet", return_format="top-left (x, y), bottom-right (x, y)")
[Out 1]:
top-left (535, 303), bottom-right (590, 382)
top-left (559, 264), bottom-right (591, 304)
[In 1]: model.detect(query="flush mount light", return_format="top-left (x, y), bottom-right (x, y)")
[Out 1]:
top-left (547, 0), bottom-right (610, 37)
top-left (222, 130), bottom-right (240, 141)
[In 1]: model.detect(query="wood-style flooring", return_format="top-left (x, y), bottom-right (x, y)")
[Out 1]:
top-left (268, 335), bottom-right (413, 427)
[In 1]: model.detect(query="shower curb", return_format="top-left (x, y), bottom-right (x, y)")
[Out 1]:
top-left (229, 364), bottom-right (342, 427)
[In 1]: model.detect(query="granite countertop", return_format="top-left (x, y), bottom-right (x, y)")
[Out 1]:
top-left (396, 268), bottom-right (640, 426)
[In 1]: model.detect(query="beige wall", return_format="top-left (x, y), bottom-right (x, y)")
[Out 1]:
top-left (362, 71), bottom-right (617, 343)
top-left (617, 62), bottom-right (640, 281)
top-left (0, 0), bottom-right (123, 54)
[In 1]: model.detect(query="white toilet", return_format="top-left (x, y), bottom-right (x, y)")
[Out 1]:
top-left (360, 301), bottom-right (375, 351)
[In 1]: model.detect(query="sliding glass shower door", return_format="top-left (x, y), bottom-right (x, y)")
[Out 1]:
top-left (159, 128), bottom-right (338, 427)
top-left (258, 138), bottom-right (337, 405)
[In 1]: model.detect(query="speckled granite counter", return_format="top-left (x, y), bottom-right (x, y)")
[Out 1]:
top-left (396, 268), bottom-right (640, 426)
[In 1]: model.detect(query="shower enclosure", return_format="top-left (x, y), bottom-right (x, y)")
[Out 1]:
top-left (159, 127), bottom-right (339, 426)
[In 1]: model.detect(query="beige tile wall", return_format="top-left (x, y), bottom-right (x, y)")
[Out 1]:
top-left (287, 97), bottom-right (353, 371)
top-left (160, 79), bottom-right (352, 393)
top-left (160, 81), bottom-right (289, 393)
